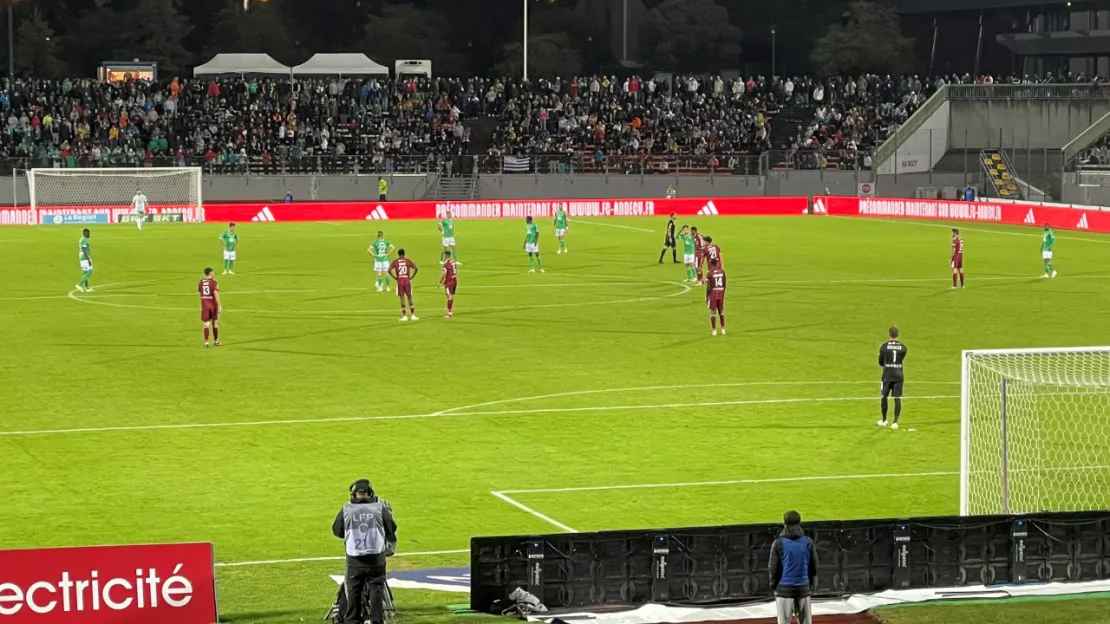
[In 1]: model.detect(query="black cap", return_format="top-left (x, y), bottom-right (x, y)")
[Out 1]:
top-left (351, 479), bottom-right (372, 494)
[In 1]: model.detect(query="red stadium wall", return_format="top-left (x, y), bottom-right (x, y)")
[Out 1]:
top-left (812, 196), bottom-right (1110, 233)
top-left (4, 196), bottom-right (1110, 233)
top-left (201, 196), bottom-right (808, 222)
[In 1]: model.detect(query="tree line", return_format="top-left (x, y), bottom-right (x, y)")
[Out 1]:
top-left (10, 0), bottom-right (914, 79)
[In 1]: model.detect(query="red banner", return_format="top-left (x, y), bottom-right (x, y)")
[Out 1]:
top-left (0, 208), bottom-right (35, 226)
top-left (202, 197), bottom-right (809, 223)
top-left (0, 542), bottom-right (218, 624)
top-left (813, 196), bottom-right (1110, 233)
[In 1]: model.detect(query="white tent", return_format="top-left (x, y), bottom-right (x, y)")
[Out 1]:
top-left (292, 54), bottom-right (390, 77)
top-left (193, 54), bottom-right (291, 77)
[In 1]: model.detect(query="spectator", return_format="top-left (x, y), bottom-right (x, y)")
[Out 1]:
top-left (769, 510), bottom-right (817, 624)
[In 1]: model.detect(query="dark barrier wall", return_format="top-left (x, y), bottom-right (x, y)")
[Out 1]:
top-left (470, 511), bottom-right (1110, 612)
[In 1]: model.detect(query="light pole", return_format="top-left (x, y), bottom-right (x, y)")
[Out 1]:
top-left (770, 25), bottom-right (776, 78)
top-left (8, 1), bottom-right (14, 80)
top-left (522, 0), bottom-right (529, 81)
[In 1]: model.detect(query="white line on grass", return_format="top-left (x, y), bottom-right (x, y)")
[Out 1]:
top-left (491, 492), bottom-right (578, 532)
top-left (0, 381), bottom-right (957, 436)
top-left (835, 215), bottom-right (1110, 245)
top-left (743, 274), bottom-right (1110, 287)
top-left (568, 218), bottom-right (655, 233)
top-left (499, 470), bottom-right (961, 495)
top-left (64, 280), bottom-right (692, 315)
top-left (489, 471), bottom-right (960, 533)
top-left (214, 548), bottom-right (469, 568)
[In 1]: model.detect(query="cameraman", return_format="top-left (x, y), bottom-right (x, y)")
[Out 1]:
top-left (332, 479), bottom-right (397, 624)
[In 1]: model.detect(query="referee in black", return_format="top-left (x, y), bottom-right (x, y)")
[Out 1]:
top-left (878, 327), bottom-right (908, 430)
top-left (333, 479), bottom-right (397, 624)
top-left (658, 212), bottom-right (678, 264)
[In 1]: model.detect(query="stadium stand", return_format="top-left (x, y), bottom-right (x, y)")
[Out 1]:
top-left (0, 72), bottom-right (1099, 176)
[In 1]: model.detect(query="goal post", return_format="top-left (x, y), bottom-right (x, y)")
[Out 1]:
top-left (961, 346), bottom-right (1110, 516)
top-left (27, 167), bottom-right (203, 222)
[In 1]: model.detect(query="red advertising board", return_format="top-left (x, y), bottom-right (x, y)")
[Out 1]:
top-left (0, 542), bottom-right (218, 624)
top-left (202, 196), bottom-right (809, 223)
top-left (813, 196), bottom-right (1110, 233)
top-left (0, 208), bottom-right (35, 226)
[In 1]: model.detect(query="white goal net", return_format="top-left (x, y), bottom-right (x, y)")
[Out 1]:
top-left (961, 346), bottom-right (1110, 516)
top-left (27, 167), bottom-right (203, 218)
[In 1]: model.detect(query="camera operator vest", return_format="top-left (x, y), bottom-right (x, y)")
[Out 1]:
top-left (343, 501), bottom-right (388, 557)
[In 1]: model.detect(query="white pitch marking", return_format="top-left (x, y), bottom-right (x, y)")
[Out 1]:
top-left (498, 470), bottom-right (961, 495)
top-left (743, 274), bottom-right (1110, 286)
top-left (0, 381), bottom-right (949, 437)
top-left (568, 218), bottom-right (655, 233)
top-left (453, 395), bottom-right (957, 418)
top-left (491, 491), bottom-right (578, 532)
top-left (65, 280), bottom-right (692, 315)
top-left (214, 548), bottom-right (469, 568)
top-left (430, 380), bottom-right (960, 416)
top-left (837, 215), bottom-right (1110, 245)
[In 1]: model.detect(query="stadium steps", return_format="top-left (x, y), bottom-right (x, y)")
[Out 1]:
top-left (769, 105), bottom-right (814, 151)
top-left (424, 175), bottom-right (478, 200)
top-left (980, 149), bottom-right (1023, 199)
top-left (466, 118), bottom-right (500, 155)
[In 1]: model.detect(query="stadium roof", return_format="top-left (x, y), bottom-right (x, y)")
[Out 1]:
top-left (292, 54), bottom-right (390, 76)
top-left (193, 54), bottom-right (291, 77)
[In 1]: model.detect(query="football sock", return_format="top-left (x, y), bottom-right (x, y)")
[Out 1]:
top-left (536, 255), bottom-right (543, 270)
top-left (385, 276), bottom-right (391, 286)
top-left (1046, 262), bottom-right (1054, 273)
top-left (375, 276), bottom-right (381, 289)
top-left (672, 249), bottom-right (678, 262)
top-left (710, 316), bottom-right (717, 329)
top-left (447, 299), bottom-right (454, 312)
top-left (719, 314), bottom-right (725, 329)
top-left (659, 249), bottom-right (666, 262)
top-left (204, 327), bottom-right (210, 342)
top-left (81, 271), bottom-right (92, 287)
top-left (894, 399), bottom-right (902, 423)
top-left (959, 272), bottom-right (965, 287)
top-left (229, 260), bottom-right (235, 272)
top-left (952, 273), bottom-right (958, 287)
top-left (440, 250), bottom-right (446, 262)
top-left (880, 396), bottom-right (889, 420)
top-left (559, 240), bottom-right (566, 251)
top-left (213, 327), bottom-right (219, 342)
top-left (696, 268), bottom-right (703, 282)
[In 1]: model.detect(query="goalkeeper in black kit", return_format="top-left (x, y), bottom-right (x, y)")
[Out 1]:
top-left (878, 327), bottom-right (907, 430)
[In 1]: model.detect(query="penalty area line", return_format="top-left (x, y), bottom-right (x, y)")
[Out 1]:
top-left (491, 491), bottom-right (578, 532)
top-left (0, 394), bottom-right (958, 437)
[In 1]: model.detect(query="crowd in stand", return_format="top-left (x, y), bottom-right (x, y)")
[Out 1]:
top-left (0, 71), bottom-right (1101, 175)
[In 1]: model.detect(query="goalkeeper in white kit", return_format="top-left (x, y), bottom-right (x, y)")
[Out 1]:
top-left (132, 189), bottom-right (148, 230)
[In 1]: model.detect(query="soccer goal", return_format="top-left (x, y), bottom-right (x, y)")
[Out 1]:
top-left (27, 167), bottom-right (203, 222)
top-left (960, 346), bottom-right (1110, 516)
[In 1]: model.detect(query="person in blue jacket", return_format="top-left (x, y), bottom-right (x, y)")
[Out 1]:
top-left (769, 510), bottom-right (818, 624)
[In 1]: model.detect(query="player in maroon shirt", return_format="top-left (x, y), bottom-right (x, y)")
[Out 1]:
top-left (951, 228), bottom-right (965, 289)
top-left (691, 226), bottom-right (707, 284)
top-left (440, 250), bottom-right (458, 318)
top-left (198, 267), bottom-right (222, 347)
top-left (703, 236), bottom-right (723, 269)
top-left (388, 249), bottom-right (420, 321)
top-left (705, 258), bottom-right (726, 336)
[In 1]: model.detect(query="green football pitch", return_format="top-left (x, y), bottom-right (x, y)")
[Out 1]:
top-left (2, 214), bottom-right (1110, 624)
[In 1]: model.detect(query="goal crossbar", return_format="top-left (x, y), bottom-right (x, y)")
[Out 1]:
top-left (27, 167), bottom-right (203, 212)
top-left (960, 346), bottom-right (1110, 516)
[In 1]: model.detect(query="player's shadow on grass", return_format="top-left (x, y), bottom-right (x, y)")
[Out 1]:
top-left (233, 346), bottom-right (375, 360)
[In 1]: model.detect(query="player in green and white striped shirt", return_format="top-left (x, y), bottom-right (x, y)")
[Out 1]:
top-left (76, 228), bottom-right (94, 292)
top-left (553, 207), bottom-right (568, 254)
